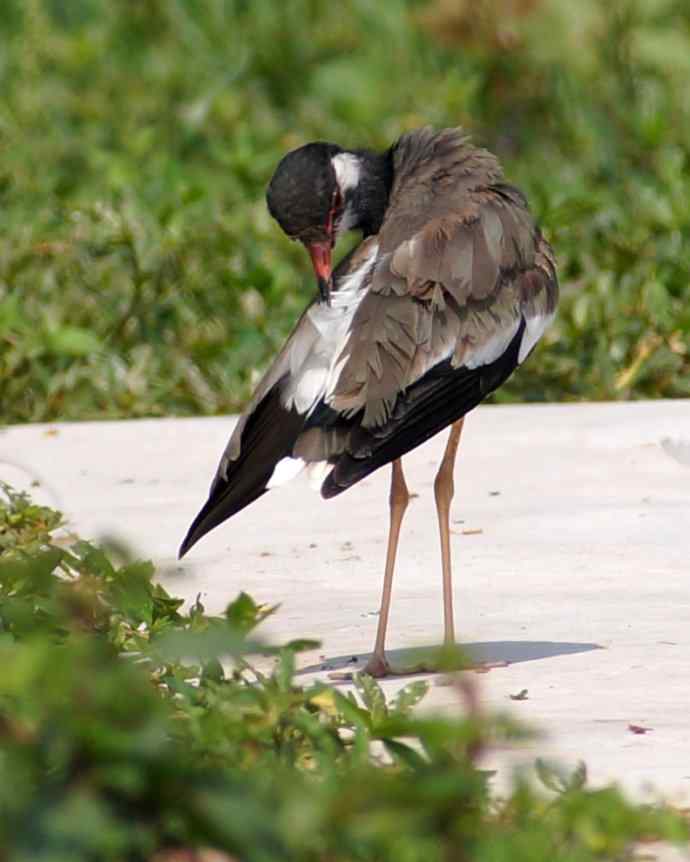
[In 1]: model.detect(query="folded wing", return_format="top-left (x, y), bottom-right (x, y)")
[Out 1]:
top-left (180, 129), bottom-right (558, 555)
top-left (313, 142), bottom-right (558, 495)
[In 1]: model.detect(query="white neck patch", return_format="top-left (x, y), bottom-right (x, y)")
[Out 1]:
top-left (331, 152), bottom-right (361, 193)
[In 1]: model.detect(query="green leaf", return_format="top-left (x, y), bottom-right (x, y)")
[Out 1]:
top-left (535, 758), bottom-right (570, 794)
top-left (201, 657), bottom-right (225, 683)
top-left (153, 621), bottom-right (248, 664)
top-left (283, 638), bottom-right (320, 653)
top-left (382, 738), bottom-right (427, 770)
top-left (224, 591), bottom-right (277, 634)
top-left (353, 673), bottom-right (388, 726)
top-left (568, 760), bottom-right (588, 791)
top-left (390, 680), bottom-right (429, 716)
top-left (274, 647), bottom-right (295, 693)
top-left (43, 325), bottom-right (103, 357)
top-left (332, 689), bottom-right (373, 731)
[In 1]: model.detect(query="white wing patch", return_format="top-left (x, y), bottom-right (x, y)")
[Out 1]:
top-left (461, 308), bottom-right (554, 372)
top-left (518, 311), bottom-right (555, 363)
top-left (463, 319), bottom-right (521, 370)
top-left (288, 366), bottom-right (328, 414)
top-left (266, 456), bottom-right (306, 489)
top-left (265, 248), bottom-right (379, 495)
top-left (305, 460), bottom-right (331, 490)
top-left (266, 456), bottom-right (332, 493)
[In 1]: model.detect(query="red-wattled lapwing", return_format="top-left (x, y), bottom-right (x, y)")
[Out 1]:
top-left (180, 127), bottom-right (558, 677)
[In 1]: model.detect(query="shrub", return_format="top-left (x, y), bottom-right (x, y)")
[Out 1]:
top-left (0, 483), bottom-right (687, 860)
top-left (1, 1), bottom-right (689, 424)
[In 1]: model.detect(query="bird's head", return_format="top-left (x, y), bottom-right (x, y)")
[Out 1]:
top-left (266, 142), bottom-right (363, 305)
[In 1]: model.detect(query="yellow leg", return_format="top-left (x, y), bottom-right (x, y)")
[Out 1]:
top-left (433, 418), bottom-right (465, 645)
top-left (364, 459), bottom-right (410, 677)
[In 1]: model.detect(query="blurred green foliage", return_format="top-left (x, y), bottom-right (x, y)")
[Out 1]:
top-left (0, 0), bottom-right (689, 424)
top-left (1, 482), bottom-right (688, 860)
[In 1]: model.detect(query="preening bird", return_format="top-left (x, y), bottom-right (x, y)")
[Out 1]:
top-left (180, 127), bottom-right (558, 677)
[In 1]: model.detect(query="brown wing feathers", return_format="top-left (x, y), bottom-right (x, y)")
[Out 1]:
top-left (321, 318), bottom-right (526, 498)
top-left (180, 128), bottom-right (557, 553)
top-left (315, 142), bottom-right (557, 494)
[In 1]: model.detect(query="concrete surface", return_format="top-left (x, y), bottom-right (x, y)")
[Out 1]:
top-left (3, 401), bottom-right (690, 822)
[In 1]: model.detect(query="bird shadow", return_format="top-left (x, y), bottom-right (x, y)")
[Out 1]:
top-left (295, 640), bottom-right (603, 679)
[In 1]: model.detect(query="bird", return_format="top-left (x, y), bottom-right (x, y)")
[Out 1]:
top-left (180, 126), bottom-right (558, 677)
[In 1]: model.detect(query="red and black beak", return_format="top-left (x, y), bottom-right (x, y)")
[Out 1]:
top-left (306, 240), bottom-right (333, 305)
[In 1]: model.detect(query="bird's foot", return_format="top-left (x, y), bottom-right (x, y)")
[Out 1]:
top-left (329, 649), bottom-right (451, 680)
top-left (362, 652), bottom-right (394, 678)
top-left (327, 648), bottom-right (510, 681)
top-left (357, 649), bottom-right (448, 678)
top-left (327, 652), bottom-right (398, 680)
top-left (365, 645), bottom-right (510, 677)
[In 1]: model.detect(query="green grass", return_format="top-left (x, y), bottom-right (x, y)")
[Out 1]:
top-left (0, 481), bottom-right (688, 861)
top-left (1, 0), bottom-right (689, 424)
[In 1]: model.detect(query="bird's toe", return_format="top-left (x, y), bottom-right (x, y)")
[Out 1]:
top-left (362, 653), bottom-right (394, 678)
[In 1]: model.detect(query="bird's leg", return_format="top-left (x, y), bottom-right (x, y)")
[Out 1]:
top-left (428, 417), bottom-right (507, 674)
top-left (434, 418), bottom-right (465, 646)
top-left (362, 422), bottom-right (466, 679)
top-left (363, 458), bottom-right (410, 678)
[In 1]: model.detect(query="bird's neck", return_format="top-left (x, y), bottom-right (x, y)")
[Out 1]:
top-left (349, 148), bottom-right (394, 237)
